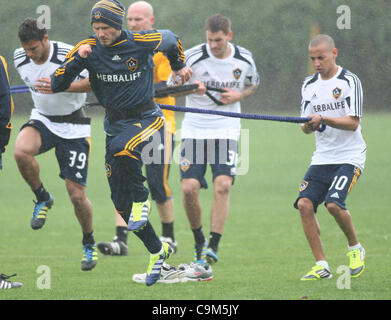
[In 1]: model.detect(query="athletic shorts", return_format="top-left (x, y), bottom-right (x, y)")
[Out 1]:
top-left (145, 129), bottom-right (174, 203)
top-left (293, 164), bottom-right (362, 212)
top-left (179, 138), bottom-right (238, 189)
top-left (22, 120), bottom-right (91, 186)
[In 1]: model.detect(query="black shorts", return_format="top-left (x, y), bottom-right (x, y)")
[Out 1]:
top-left (293, 164), bottom-right (362, 212)
top-left (179, 138), bottom-right (238, 189)
top-left (22, 120), bottom-right (91, 186)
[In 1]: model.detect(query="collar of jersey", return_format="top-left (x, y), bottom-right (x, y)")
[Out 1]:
top-left (318, 65), bottom-right (342, 82)
top-left (109, 31), bottom-right (127, 47)
top-left (95, 31), bottom-right (127, 48)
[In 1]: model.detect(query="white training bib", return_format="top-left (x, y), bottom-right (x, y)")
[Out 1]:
top-left (178, 42), bottom-right (259, 141)
top-left (300, 66), bottom-right (366, 170)
top-left (14, 41), bottom-right (90, 139)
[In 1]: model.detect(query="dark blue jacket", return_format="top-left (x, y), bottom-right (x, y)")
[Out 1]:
top-left (51, 29), bottom-right (185, 110)
top-left (0, 56), bottom-right (13, 153)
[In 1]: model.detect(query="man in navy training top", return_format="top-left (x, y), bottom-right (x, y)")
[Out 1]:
top-left (51, 0), bottom-right (192, 286)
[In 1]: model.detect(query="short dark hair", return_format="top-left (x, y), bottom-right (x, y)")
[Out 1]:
top-left (18, 18), bottom-right (47, 43)
top-left (205, 14), bottom-right (231, 34)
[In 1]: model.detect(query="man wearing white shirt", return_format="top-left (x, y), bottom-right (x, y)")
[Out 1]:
top-left (294, 34), bottom-right (366, 281)
top-left (13, 18), bottom-right (97, 271)
top-left (175, 14), bottom-right (259, 281)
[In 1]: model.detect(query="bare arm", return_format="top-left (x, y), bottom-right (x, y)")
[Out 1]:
top-left (301, 114), bottom-right (360, 134)
top-left (220, 84), bottom-right (258, 105)
top-left (36, 76), bottom-right (91, 94)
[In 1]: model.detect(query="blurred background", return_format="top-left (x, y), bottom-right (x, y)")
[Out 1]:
top-left (1, 0), bottom-right (390, 114)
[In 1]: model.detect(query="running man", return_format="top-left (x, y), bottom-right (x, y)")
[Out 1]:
top-left (14, 18), bottom-right (97, 271)
top-left (97, 1), bottom-right (179, 257)
top-left (294, 34), bottom-right (366, 281)
top-left (51, 0), bottom-right (192, 286)
top-left (173, 14), bottom-right (259, 281)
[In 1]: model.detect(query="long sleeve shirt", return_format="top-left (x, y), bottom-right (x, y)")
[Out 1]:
top-left (51, 29), bottom-right (185, 111)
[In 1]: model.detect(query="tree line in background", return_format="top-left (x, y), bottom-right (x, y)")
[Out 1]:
top-left (1, 0), bottom-right (389, 113)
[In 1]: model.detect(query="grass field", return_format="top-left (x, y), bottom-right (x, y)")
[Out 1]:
top-left (1, 111), bottom-right (390, 301)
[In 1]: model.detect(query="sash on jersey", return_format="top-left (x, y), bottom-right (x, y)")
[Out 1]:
top-left (39, 108), bottom-right (91, 125)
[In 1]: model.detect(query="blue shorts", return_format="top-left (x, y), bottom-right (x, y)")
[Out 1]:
top-left (21, 120), bottom-right (91, 186)
top-left (180, 138), bottom-right (237, 189)
top-left (145, 129), bottom-right (174, 203)
top-left (105, 112), bottom-right (165, 214)
top-left (293, 164), bottom-right (362, 212)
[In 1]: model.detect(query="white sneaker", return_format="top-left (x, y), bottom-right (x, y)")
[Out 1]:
top-left (179, 262), bottom-right (213, 282)
top-left (132, 262), bottom-right (187, 284)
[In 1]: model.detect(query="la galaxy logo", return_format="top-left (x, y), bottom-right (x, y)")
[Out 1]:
top-left (126, 57), bottom-right (138, 72)
top-left (332, 87), bottom-right (342, 99)
top-left (233, 68), bottom-right (242, 80)
top-left (180, 158), bottom-right (191, 172)
top-left (93, 11), bottom-right (102, 20)
top-left (299, 180), bottom-right (308, 192)
top-left (105, 163), bottom-right (112, 178)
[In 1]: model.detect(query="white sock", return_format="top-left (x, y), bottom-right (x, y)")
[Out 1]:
top-left (316, 260), bottom-right (330, 270)
top-left (348, 243), bottom-right (362, 251)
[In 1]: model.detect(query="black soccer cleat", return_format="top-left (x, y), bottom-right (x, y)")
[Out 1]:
top-left (81, 244), bottom-right (98, 271)
top-left (97, 236), bottom-right (128, 256)
top-left (31, 194), bottom-right (54, 230)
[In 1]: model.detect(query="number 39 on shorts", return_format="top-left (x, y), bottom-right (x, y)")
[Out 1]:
top-left (69, 150), bottom-right (87, 169)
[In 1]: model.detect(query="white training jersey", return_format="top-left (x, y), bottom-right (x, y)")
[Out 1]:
top-left (301, 66), bottom-right (366, 170)
top-left (179, 42), bottom-right (259, 140)
top-left (14, 41), bottom-right (90, 139)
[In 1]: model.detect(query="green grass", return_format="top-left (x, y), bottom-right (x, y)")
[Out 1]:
top-left (1, 111), bottom-right (390, 300)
